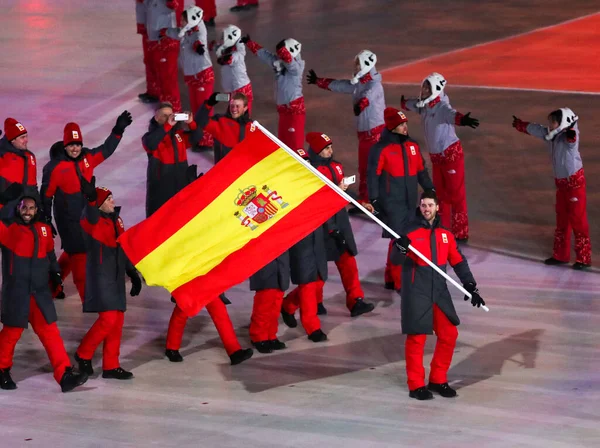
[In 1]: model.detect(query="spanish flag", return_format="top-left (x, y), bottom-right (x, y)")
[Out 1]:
top-left (119, 124), bottom-right (349, 317)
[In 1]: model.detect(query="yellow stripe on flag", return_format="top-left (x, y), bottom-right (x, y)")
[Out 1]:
top-left (136, 148), bottom-right (325, 292)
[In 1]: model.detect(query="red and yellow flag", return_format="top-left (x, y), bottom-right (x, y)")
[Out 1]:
top-left (119, 125), bottom-right (349, 317)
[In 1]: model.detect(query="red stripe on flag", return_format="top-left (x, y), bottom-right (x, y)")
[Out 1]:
top-left (119, 129), bottom-right (279, 265)
top-left (171, 185), bottom-right (349, 316)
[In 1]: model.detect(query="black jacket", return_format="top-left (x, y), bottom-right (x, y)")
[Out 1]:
top-left (249, 251), bottom-right (290, 291)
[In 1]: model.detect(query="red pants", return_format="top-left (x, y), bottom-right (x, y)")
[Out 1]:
top-left (153, 38), bottom-right (181, 111)
top-left (282, 281), bottom-right (322, 335)
top-left (195, 0), bottom-right (217, 20)
top-left (249, 289), bottom-right (284, 343)
top-left (232, 83), bottom-right (254, 115)
top-left (0, 297), bottom-right (71, 384)
top-left (142, 36), bottom-right (160, 97)
top-left (357, 125), bottom-right (384, 201)
top-left (316, 252), bottom-right (364, 311)
top-left (405, 304), bottom-right (458, 391)
top-left (185, 68), bottom-right (215, 147)
top-left (430, 143), bottom-right (468, 240)
top-left (277, 110), bottom-right (306, 153)
top-left (553, 181), bottom-right (591, 264)
top-left (77, 311), bottom-right (124, 371)
top-left (58, 252), bottom-right (87, 302)
top-left (166, 297), bottom-right (241, 356)
top-left (384, 240), bottom-right (402, 290)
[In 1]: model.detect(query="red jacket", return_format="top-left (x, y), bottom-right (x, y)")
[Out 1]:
top-left (0, 137), bottom-right (38, 203)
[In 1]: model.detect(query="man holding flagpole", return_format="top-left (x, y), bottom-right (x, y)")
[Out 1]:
top-left (391, 190), bottom-right (486, 400)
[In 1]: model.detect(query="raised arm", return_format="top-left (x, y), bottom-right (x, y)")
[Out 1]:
top-left (88, 111), bottom-right (132, 166)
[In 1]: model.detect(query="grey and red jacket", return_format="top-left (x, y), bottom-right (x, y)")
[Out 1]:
top-left (0, 136), bottom-right (39, 203)
top-left (391, 211), bottom-right (475, 335)
top-left (249, 251), bottom-right (290, 292)
top-left (308, 148), bottom-right (358, 261)
top-left (514, 121), bottom-right (583, 183)
top-left (144, 0), bottom-right (181, 42)
top-left (163, 24), bottom-right (212, 76)
top-left (194, 102), bottom-right (253, 163)
top-left (81, 202), bottom-right (135, 313)
top-left (289, 227), bottom-right (328, 285)
top-left (216, 42), bottom-right (251, 93)
top-left (402, 94), bottom-right (466, 158)
top-left (0, 197), bottom-right (59, 328)
top-left (143, 119), bottom-right (201, 217)
top-left (367, 129), bottom-right (434, 237)
top-left (41, 132), bottom-right (122, 254)
top-left (315, 68), bottom-right (386, 132)
top-left (246, 40), bottom-right (304, 109)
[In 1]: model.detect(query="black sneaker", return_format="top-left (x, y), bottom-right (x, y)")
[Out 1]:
top-left (55, 291), bottom-right (66, 300)
top-left (165, 349), bottom-right (183, 362)
top-left (220, 293), bottom-right (232, 305)
top-left (170, 296), bottom-right (176, 304)
top-left (317, 303), bottom-right (327, 315)
top-left (427, 382), bottom-right (457, 398)
top-left (281, 308), bottom-right (297, 328)
top-left (573, 262), bottom-right (591, 270)
top-left (384, 282), bottom-right (395, 290)
top-left (138, 93), bottom-right (159, 103)
top-left (409, 386), bottom-right (434, 400)
top-left (350, 299), bottom-right (375, 317)
top-left (60, 367), bottom-right (88, 393)
top-left (456, 237), bottom-right (469, 244)
top-left (0, 368), bottom-right (17, 390)
top-left (269, 339), bottom-right (287, 350)
top-left (102, 367), bottom-right (134, 380)
top-left (230, 348), bottom-right (253, 365)
top-left (252, 341), bottom-right (273, 354)
top-left (229, 5), bottom-right (250, 12)
top-left (204, 18), bottom-right (216, 27)
top-left (308, 329), bottom-right (327, 343)
top-left (74, 352), bottom-right (93, 375)
top-left (544, 257), bottom-right (568, 266)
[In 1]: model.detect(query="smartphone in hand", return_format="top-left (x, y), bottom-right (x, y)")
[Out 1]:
top-left (343, 175), bottom-right (356, 185)
top-left (174, 113), bottom-right (189, 121)
top-left (215, 93), bottom-right (231, 102)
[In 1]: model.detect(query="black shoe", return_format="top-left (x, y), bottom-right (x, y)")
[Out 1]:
top-left (252, 341), bottom-right (273, 354)
top-left (0, 368), bottom-right (17, 390)
top-left (308, 329), bottom-right (327, 343)
top-left (230, 348), bottom-right (253, 365)
top-left (573, 262), bottom-right (591, 270)
top-left (192, 145), bottom-right (213, 153)
top-left (427, 382), bottom-right (457, 398)
top-left (55, 291), bottom-right (66, 300)
top-left (170, 296), bottom-right (176, 304)
top-left (409, 386), bottom-right (434, 400)
top-left (456, 237), bottom-right (469, 244)
top-left (102, 367), bottom-right (134, 380)
top-left (350, 298), bottom-right (375, 317)
top-left (384, 282), bottom-right (395, 290)
top-left (269, 339), bottom-right (287, 350)
top-left (317, 303), bottom-right (328, 315)
top-left (204, 18), bottom-right (216, 27)
top-left (247, 2), bottom-right (259, 7)
top-left (60, 367), bottom-right (88, 393)
top-left (281, 308), bottom-right (297, 328)
top-left (230, 5), bottom-right (250, 12)
top-left (74, 352), bottom-right (93, 375)
top-left (165, 349), bottom-right (183, 362)
top-left (220, 293), bottom-right (232, 305)
top-left (138, 93), bottom-right (159, 103)
top-left (544, 257), bottom-right (568, 266)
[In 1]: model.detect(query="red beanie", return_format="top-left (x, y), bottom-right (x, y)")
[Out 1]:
top-left (384, 107), bottom-right (408, 130)
top-left (305, 132), bottom-right (332, 153)
top-left (4, 118), bottom-right (27, 142)
top-left (95, 187), bottom-right (112, 207)
top-left (63, 122), bottom-right (83, 146)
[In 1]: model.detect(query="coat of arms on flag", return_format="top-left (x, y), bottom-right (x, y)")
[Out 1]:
top-left (234, 185), bottom-right (289, 229)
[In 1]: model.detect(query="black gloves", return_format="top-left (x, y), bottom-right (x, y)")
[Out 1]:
top-left (460, 112), bottom-right (479, 129)
top-left (207, 92), bottom-right (219, 107)
top-left (370, 198), bottom-right (382, 215)
top-left (186, 164), bottom-right (198, 184)
top-left (195, 44), bottom-right (205, 56)
top-left (49, 271), bottom-right (63, 293)
top-left (0, 183), bottom-right (24, 205)
top-left (128, 269), bottom-right (142, 296)
top-left (306, 69), bottom-right (318, 85)
top-left (113, 110), bottom-right (133, 135)
top-left (330, 229), bottom-right (347, 251)
top-left (463, 282), bottom-right (485, 308)
top-left (80, 176), bottom-right (97, 202)
top-left (393, 235), bottom-right (411, 255)
top-left (240, 34), bottom-right (250, 44)
top-left (353, 103), bottom-right (362, 116)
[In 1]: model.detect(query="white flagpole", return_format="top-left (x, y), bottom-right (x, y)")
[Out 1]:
top-left (253, 120), bottom-right (489, 312)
